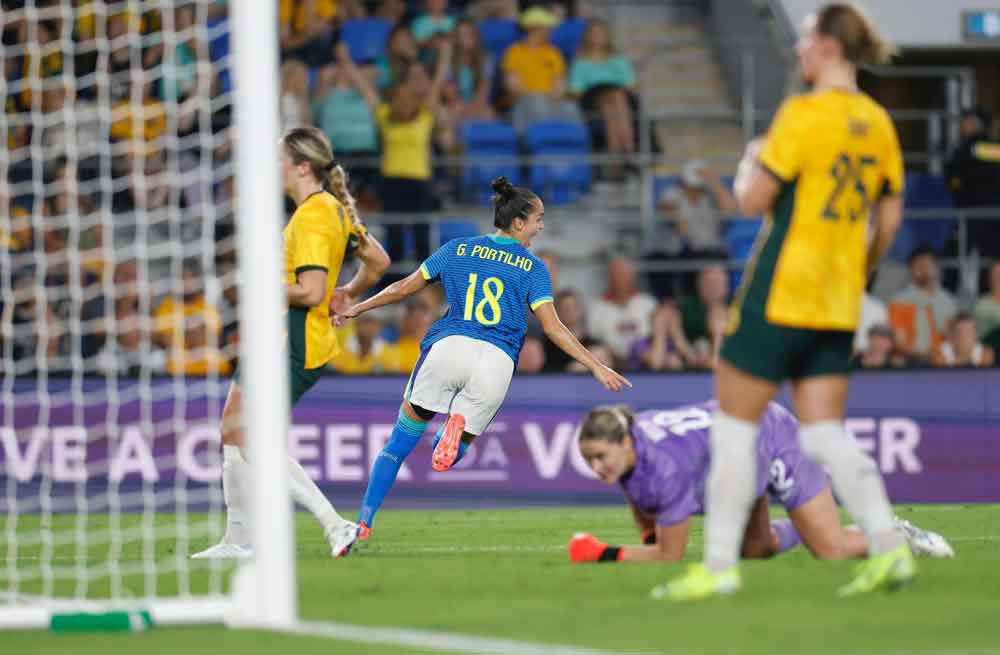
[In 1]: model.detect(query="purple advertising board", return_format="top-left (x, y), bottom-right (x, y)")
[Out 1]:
top-left (2, 370), bottom-right (999, 509)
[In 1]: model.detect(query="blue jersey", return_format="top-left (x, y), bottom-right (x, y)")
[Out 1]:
top-left (418, 235), bottom-right (554, 363)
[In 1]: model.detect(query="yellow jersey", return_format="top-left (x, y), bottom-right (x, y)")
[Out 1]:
top-left (735, 89), bottom-right (904, 332)
top-left (501, 43), bottom-right (566, 95)
top-left (284, 191), bottom-right (365, 369)
top-left (375, 104), bottom-right (434, 180)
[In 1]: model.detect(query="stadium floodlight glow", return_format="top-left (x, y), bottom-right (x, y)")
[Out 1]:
top-left (0, 0), bottom-right (294, 631)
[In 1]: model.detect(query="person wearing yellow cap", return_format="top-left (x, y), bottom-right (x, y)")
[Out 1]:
top-left (502, 6), bottom-right (584, 133)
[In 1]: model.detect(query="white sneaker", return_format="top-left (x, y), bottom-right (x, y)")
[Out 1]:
top-left (894, 516), bottom-right (955, 558)
top-left (326, 521), bottom-right (361, 558)
top-left (190, 542), bottom-right (253, 560)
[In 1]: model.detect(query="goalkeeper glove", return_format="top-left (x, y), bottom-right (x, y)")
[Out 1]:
top-left (642, 529), bottom-right (656, 545)
top-left (568, 532), bottom-right (623, 563)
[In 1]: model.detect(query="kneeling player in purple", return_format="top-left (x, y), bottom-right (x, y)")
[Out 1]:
top-left (568, 402), bottom-right (953, 565)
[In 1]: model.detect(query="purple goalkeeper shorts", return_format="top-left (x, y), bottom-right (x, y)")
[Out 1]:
top-left (762, 421), bottom-right (829, 512)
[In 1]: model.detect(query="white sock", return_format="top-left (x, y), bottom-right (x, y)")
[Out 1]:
top-left (287, 455), bottom-right (344, 533)
top-left (704, 410), bottom-right (760, 572)
top-left (799, 421), bottom-right (902, 554)
top-left (222, 445), bottom-right (251, 547)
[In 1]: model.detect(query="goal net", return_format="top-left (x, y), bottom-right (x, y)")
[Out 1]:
top-left (1, 0), bottom-right (293, 629)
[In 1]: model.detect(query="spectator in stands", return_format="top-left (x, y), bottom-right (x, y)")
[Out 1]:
top-left (659, 158), bottom-right (738, 259)
top-left (443, 18), bottom-right (495, 121)
top-left (153, 259), bottom-right (230, 376)
top-left (40, 82), bottom-right (102, 167)
top-left (329, 312), bottom-right (394, 374)
top-left (464, 0), bottom-right (518, 20)
top-left (628, 302), bottom-right (695, 372)
top-left (413, 0), bottom-right (456, 46)
top-left (518, 336), bottom-right (546, 373)
top-left (159, 3), bottom-right (212, 135)
top-left (931, 313), bottom-right (995, 368)
top-left (851, 324), bottom-right (908, 370)
top-left (973, 261), bottom-right (1000, 347)
top-left (568, 340), bottom-right (614, 374)
top-left (889, 246), bottom-right (957, 363)
top-left (502, 6), bottom-right (584, 133)
top-left (542, 289), bottom-right (593, 372)
top-left (280, 59), bottom-right (312, 132)
top-left (5, 266), bottom-right (63, 366)
top-left (373, 0), bottom-right (407, 25)
top-left (94, 293), bottom-right (167, 377)
top-left (945, 107), bottom-right (1000, 257)
top-left (342, 40), bottom-right (451, 260)
top-left (377, 23), bottom-right (421, 90)
top-left (588, 256), bottom-right (657, 364)
top-left (4, 197), bottom-right (34, 264)
top-left (48, 160), bottom-right (105, 278)
top-left (855, 288), bottom-right (889, 354)
top-left (382, 296), bottom-right (435, 372)
top-left (110, 81), bottom-right (167, 149)
top-left (279, 0), bottom-right (338, 67)
top-left (568, 19), bottom-right (636, 178)
top-left (679, 264), bottom-right (728, 346)
top-left (312, 60), bottom-right (379, 205)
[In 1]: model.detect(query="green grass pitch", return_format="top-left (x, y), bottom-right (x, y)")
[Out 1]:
top-left (4, 504), bottom-right (999, 654)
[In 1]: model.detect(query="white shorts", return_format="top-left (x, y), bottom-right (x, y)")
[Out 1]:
top-left (404, 335), bottom-right (515, 435)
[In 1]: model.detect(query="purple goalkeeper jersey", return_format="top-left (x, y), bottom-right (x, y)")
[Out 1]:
top-left (619, 401), bottom-right (827, 526)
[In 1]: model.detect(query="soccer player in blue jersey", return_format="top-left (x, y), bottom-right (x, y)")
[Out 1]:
top-left (334, 177), bottom-right (631, 537)
top-left (567, 402), bottom-right (953, 572)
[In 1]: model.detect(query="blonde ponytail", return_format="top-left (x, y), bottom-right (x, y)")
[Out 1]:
top-left (328, 164), bottom-right (361, 227)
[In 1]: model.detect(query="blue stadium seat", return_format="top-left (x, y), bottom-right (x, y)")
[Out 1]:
top-left (888, 173), bottom-right (956, 261)
top-left (478, 19), bottom-right (520, 62)
top-left (207, 18), bottom-right (231, 93)
top-left (724, 219), bottom-right (762, 290)
top-left (523, 121), bottom-right (591, 205)
top-left (459, 121), bottom-right (522, 205)
top-left (550, 18), bottom-right (589, 63)
top-left (342, 18), bottom-right (393, 64)
top-left (438, 219), bottom-right (480, 246)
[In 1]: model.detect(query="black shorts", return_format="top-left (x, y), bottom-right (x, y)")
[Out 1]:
top-left (721, 310), bottom-right (853, 383)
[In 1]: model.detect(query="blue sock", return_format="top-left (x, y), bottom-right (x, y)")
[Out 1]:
top-left (431, 425), bottom-right (470, 464)
top-left (357, 411), bottom-right (428, 527)
top-left (771, 519), bottom-right (803, 553)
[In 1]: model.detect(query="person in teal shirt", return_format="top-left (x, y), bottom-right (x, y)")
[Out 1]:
top-left (568, 19), bottom-right (637, 178)
top-left (412, 0), bottom-right (456, 44)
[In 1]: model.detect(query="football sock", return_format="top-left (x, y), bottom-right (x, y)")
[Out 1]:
top-left (357, 410), bottom-right (429, 527)
top-left (221, 445), bottom-right (251, 547)
top-left (287, 454), bottom-right (344, 533)
top-left (771, 519), bottom-right (802, 554)
top-left (704, 410), bottom-right (760, 573)
top-left (799, 421), bottom-right (902, 554)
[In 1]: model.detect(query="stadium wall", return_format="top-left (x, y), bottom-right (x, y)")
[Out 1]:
top-left (2, 371), bottom-right (998, 509)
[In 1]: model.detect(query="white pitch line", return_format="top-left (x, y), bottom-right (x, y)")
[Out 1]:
top-left (288, 619), bottom-right (658, 655)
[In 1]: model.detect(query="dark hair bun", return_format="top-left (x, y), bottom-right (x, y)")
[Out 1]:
top-left (490, 176), bottom-right (515, 197)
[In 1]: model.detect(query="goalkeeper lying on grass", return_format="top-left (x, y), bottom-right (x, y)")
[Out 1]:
top-left (568, 401), bottom-right (954, 569)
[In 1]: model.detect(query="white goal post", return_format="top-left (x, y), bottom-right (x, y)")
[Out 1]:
top-left (0, 0), bottom-right (294, 630)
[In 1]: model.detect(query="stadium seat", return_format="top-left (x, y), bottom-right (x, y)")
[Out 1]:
top-left (888, 173), bottom-right (956, 261)
top-left (207, 18), bottom-right (231, 93)
top-left (523, 121), bottom-right (591, 205)
top-left (341, 18), bottom-right (393, 64)
top-left (550, 18), bottom-right (589, 62)
top-left (724, 219), bottom-right (762, 290)
top-left (459, 120), bottom-right (522, 205)
top-left (437, 219), bottom-right (480, 246)
top-left (478, 19), bottom-right (520, 62)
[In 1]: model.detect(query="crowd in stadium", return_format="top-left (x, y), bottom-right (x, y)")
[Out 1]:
top-left (2, 0), bottom-right (1000, 377)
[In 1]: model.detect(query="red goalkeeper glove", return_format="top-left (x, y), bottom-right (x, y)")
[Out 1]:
top-left (568, 532), bottom-right (623, 563)
top-left (641, 529), bottom-right (656, 545)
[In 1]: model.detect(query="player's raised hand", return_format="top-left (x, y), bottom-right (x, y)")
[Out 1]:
top-left (593, 365), bottom-right (631, 392)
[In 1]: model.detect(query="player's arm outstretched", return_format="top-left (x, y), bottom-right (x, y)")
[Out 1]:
top-left (534, 303), bottom-right (631, 392)
top-left (569, 519), bottom-right (690, 563)
top-left (335, 269), bottom-right (428, 321)
top-left (330, 231), bottom-right (391, 320)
